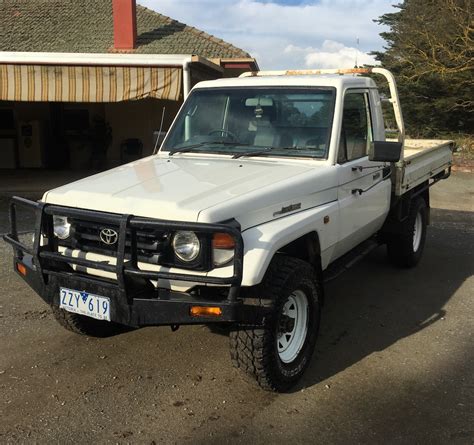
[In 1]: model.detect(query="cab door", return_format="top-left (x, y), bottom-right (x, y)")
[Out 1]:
top-left (334, 90), bottom-right (391, 258)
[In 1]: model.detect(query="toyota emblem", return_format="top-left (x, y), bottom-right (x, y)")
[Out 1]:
top-left (100, 228), bottom-right (118, 245)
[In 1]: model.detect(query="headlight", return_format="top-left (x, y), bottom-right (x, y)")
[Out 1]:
top-left (212, 233), bottom-right (235, 267)
top-left (53, 216), bottom-right (71, 240)
top-left (172, 231), bottom-right (200, 262)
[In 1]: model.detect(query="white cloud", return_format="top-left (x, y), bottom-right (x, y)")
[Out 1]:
top-left (138, 0), bottom-right (394, 69)
top-left (284, 40), bottom-right (379, 69)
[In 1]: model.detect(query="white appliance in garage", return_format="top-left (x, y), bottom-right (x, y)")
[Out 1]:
top-left (18, 121), bottom-right (44, 168)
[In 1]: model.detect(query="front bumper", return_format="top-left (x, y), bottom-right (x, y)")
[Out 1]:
top-left (3, 197), bottom-right (262, 328)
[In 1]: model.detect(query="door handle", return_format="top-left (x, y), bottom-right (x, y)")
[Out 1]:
top-left (352, 170), bottom-right (392, 195)
top-left (351, 165), bottom-right (383, 172)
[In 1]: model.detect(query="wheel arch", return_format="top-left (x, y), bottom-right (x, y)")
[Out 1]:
top-left (277, 231), bottom-right (322, 270)
top-left (239, 201), bottom-right (339, 287)
top-left (384, 180), bottom-right (431, 235)
top-left (276, 231), bottom-right (324, 303)
top-left (415, 182), bottom-right (430, 224)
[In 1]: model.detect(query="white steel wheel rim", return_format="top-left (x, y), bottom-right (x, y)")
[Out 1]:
top-left (413, 212), bottom-right (423, 252)
top-left (277, 290), bottom-right (309, 364)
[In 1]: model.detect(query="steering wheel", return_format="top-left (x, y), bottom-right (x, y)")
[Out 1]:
top-left (208, 129), bottom-right (237, 140)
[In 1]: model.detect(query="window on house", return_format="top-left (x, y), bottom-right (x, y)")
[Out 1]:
top-left (338, 92), bottom-right (373, 163)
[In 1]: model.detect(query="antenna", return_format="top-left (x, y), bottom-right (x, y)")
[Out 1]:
top-left (355, 37), bottom-right (360, 68)
top-left (153, 106), bottom-right (166, 155)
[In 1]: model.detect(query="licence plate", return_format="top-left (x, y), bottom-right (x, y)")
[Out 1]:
top-left (59, 287), bottom-right (111, 321)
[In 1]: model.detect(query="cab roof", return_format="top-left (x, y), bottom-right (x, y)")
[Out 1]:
top-left (193, 74), bottom-right (377, 91)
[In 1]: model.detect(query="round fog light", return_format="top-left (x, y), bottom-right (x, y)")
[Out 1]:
top-left (53, 216), bottom-right (71, 240)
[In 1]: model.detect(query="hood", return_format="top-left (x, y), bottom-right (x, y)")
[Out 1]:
top-left (43, 155), bottom-right (331, 226)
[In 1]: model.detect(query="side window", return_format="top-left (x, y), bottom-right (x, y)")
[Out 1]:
top-left (338, 92), bottom-right (373, 163)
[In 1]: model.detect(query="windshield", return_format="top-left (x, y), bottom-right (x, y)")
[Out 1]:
top-left (162, 87), bottom-right (335, 158)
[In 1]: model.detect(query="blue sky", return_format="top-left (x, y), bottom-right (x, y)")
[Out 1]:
top-left (138, 0), bottom-right (396, 69)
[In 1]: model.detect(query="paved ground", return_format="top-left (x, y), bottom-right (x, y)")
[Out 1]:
top-left (0, 173), bottom-right (473, 444)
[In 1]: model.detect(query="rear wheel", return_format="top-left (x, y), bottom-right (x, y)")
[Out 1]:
top-left (51, 306), bottom-right (129, 337)
top-left (387, 197), bottom-right (428, 268)
top-left (230, 256), bottom-right (321, 392)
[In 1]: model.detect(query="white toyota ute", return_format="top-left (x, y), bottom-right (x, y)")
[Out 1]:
top-left (4, 68), bottom-right (453, 391)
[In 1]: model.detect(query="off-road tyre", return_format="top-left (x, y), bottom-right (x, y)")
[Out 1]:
top-left (51, 306), bottom-right (130, 337)
top-left (229, 255), bottom-right (321, 392)
top-left (387, 196), bottom-right (428, 268)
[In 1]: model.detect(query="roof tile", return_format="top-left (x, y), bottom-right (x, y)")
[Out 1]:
top-left (0, 0), bottom-right (250, 58)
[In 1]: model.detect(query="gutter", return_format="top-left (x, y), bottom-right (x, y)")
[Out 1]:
top-left (0, 51), bottom-right (193, 67)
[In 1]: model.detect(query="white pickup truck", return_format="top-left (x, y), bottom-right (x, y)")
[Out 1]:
top-left (4, 68), bottom-right (453, 391)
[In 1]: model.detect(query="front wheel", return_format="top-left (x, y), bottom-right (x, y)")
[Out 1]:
top-left (230, 256), bottom-right (321, 392)
top-left (387, 196), bottom-right (428, 268)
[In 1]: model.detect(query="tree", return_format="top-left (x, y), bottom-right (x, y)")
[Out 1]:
top-left (373, 0), bottom-right (473, 137)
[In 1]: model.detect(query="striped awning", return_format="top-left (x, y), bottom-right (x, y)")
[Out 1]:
top-left (0, 64), bottom-right (182, 102)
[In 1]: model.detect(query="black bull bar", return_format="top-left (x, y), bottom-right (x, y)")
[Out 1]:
top-left (2, 197), bottom-right (265, 327)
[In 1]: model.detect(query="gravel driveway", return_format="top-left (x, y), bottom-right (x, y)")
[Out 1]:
top-left (1, 172), bottom-right (473, 444)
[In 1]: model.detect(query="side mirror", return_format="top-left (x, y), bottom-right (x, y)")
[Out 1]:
top-left (369, 141), bottom-right (402, 162)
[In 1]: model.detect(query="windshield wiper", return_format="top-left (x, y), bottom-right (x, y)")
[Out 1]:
top-left (168, 144), bottom-right (204, 156)
top-left (169, 140), bottom-right (249, 156)
top-left (232, 147), bottom-right (273, 159)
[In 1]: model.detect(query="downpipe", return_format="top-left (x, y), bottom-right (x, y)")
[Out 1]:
top-left (183, 58), bottom-right (192, 98)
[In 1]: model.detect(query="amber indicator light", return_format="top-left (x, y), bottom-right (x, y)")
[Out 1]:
top-left (190, 306), bottom-right (223, 317)
top-left (212, 233), bottom-right (235, 249)
top-left (16, 262), bottom-right (27, 276)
